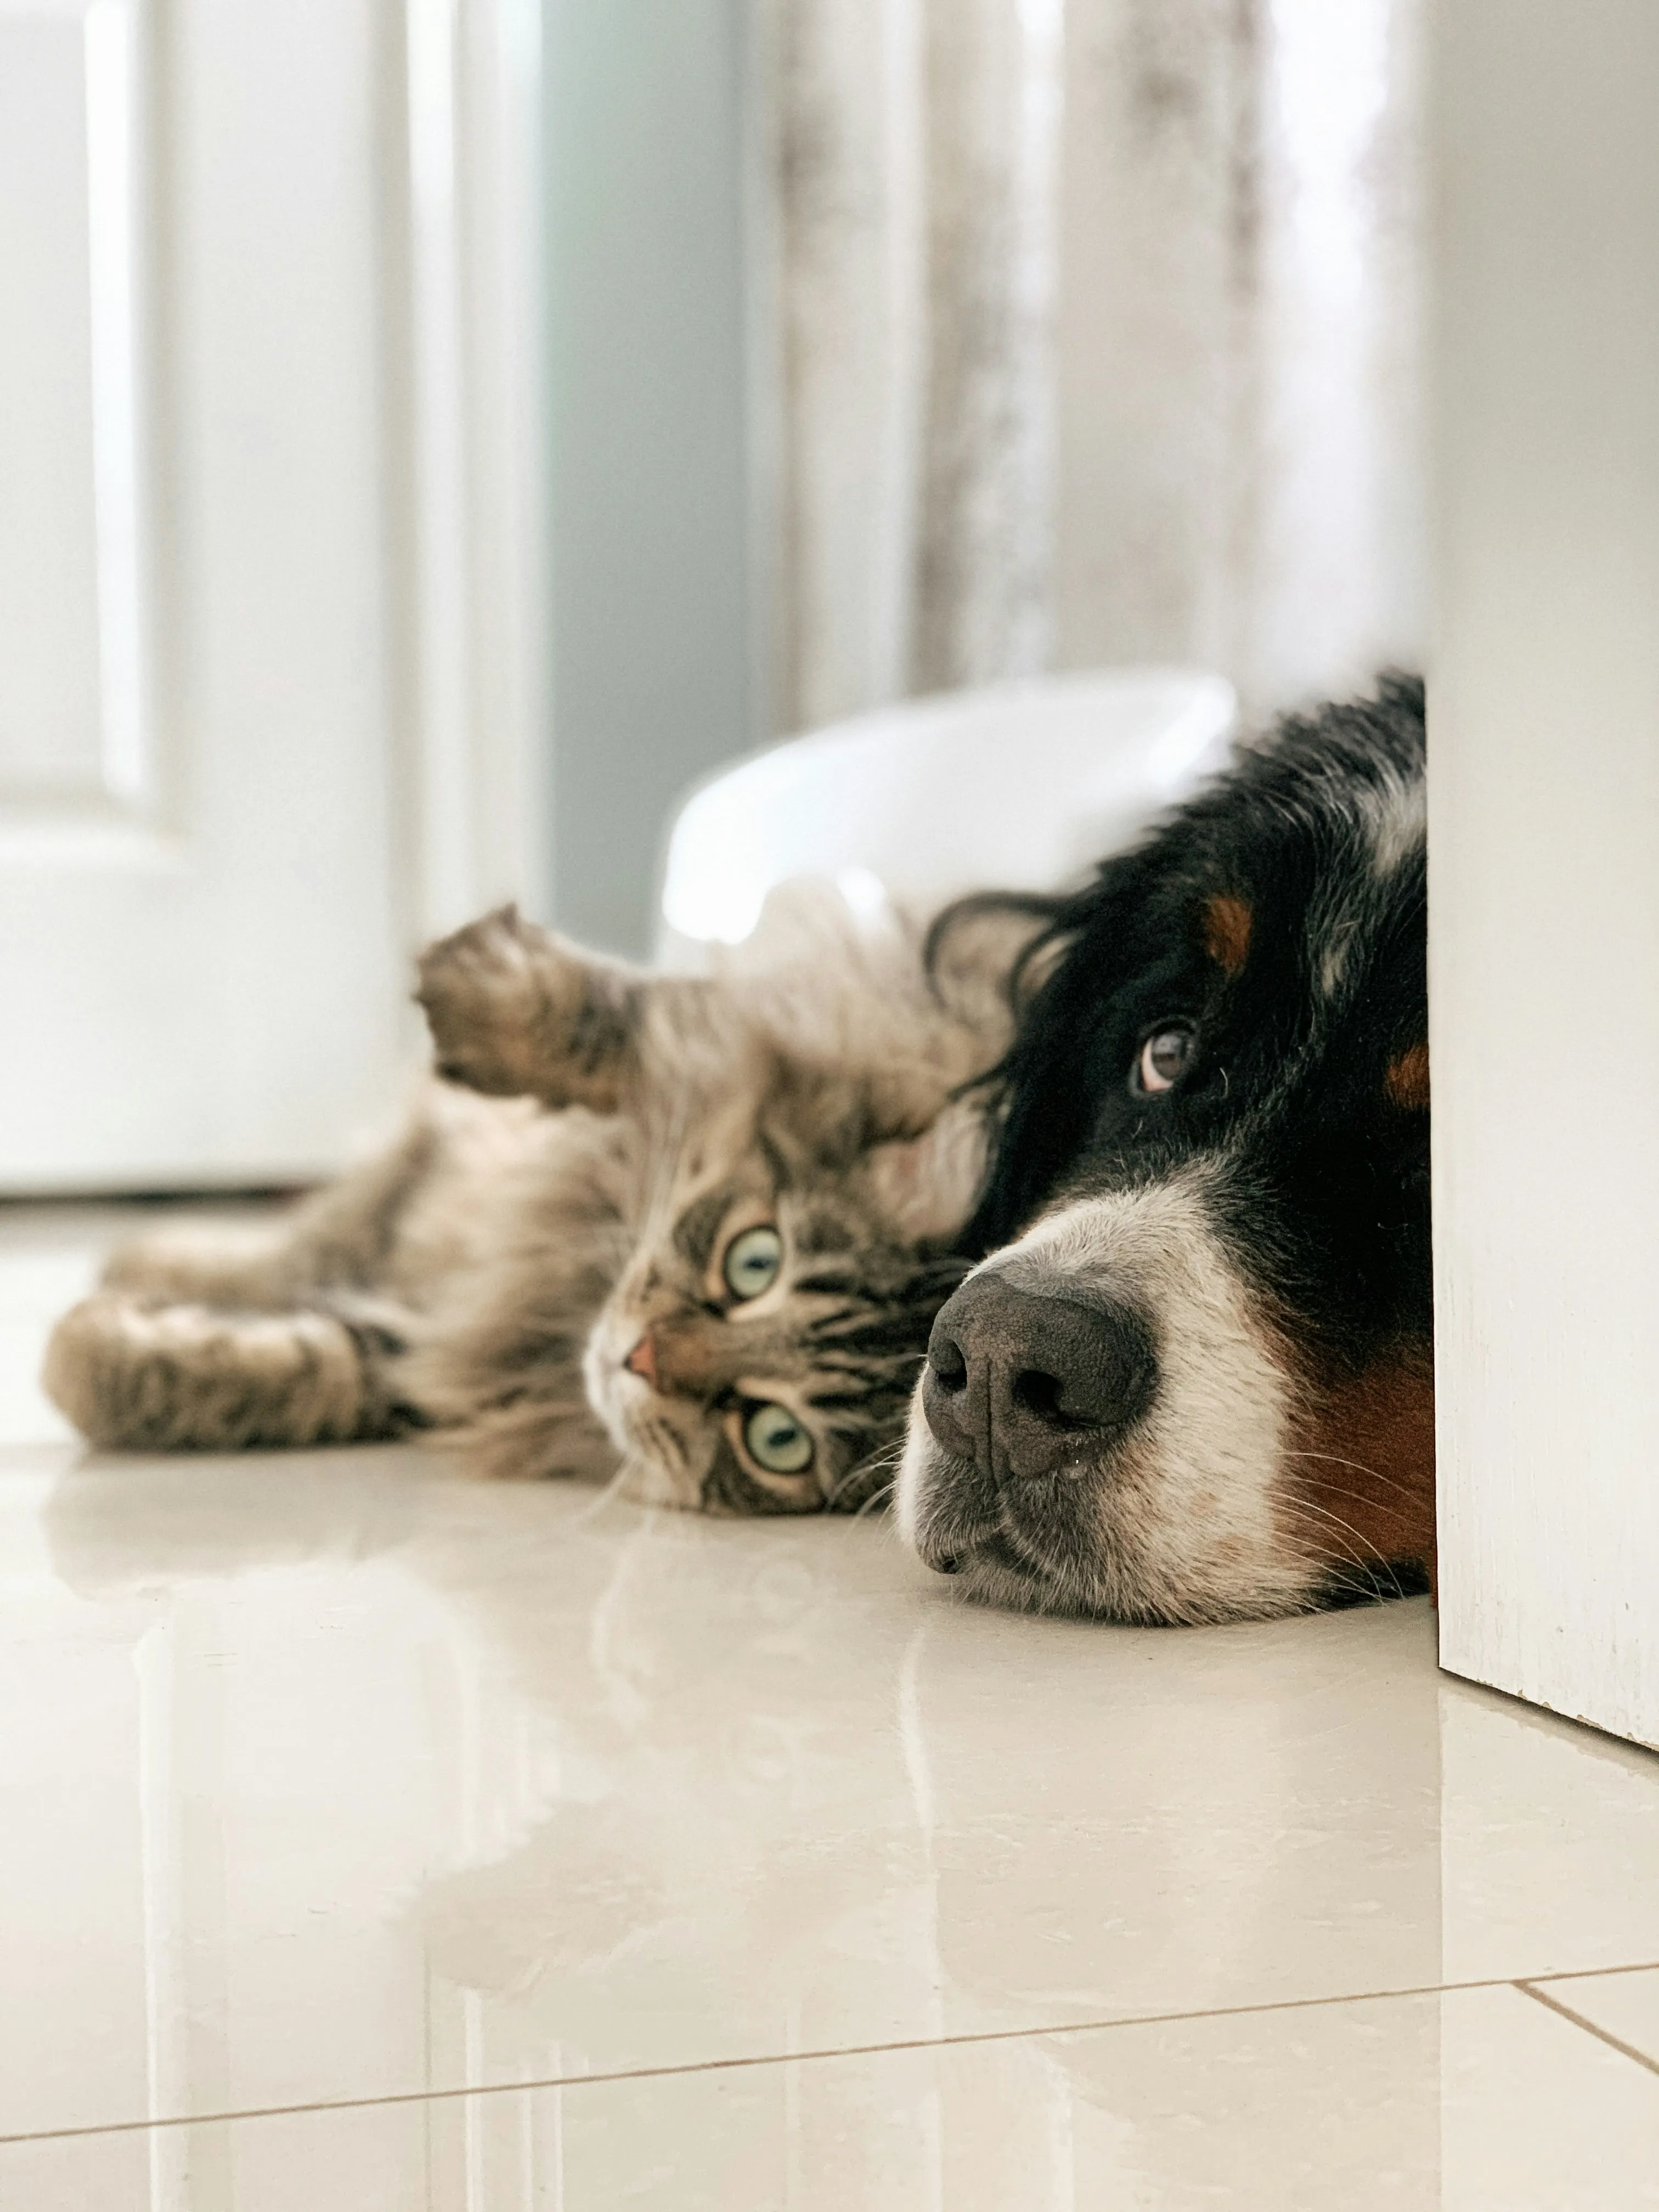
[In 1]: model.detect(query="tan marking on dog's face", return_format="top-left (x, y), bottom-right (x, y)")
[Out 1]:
top-left (1385, 1042), bottom-right (1430, 1110)
top-left (1202, 893), bottom-right (1254, 978)
top-left (1280, 1351), bottom-right (1436, 1595)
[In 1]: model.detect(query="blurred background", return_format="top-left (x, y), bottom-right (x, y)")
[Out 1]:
top-left (0, 0), bottom-right (1424, 1191)
top-left (555, 0), bottom-right (1425, 945)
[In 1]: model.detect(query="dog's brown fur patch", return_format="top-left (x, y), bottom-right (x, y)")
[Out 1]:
top-left (1202, 893), bottom-right (1254, 978)
top-left (1284, 1349), bottom-right (1437, 1596)
top-left (1385, 1041), bottom-right (1430, 1110)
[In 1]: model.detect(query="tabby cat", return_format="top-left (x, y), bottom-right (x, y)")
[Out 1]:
top-left (44, 896), bottom-right (1012, 1514)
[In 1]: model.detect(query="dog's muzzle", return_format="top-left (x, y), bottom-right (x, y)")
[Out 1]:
top-left (898, 1181), bottom-right (1312, 1620)
top-left (921, 1273), bottom-right (1157, 1492)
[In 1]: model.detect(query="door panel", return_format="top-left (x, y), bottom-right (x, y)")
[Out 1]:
top-left (1431, 0), bottom-right (1659, 1750)
top-left (0, 0), bottom-right (143, 810)
top-left (0, 0), bottom-right (546, 1192)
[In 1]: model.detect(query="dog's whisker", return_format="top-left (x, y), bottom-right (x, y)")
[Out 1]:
top-left (1285, 1475), bottom-right (1430, 1531)
top-left (1277, 1497), bottom-right (1412, 1599)
top-left (1280, 1449), bottom-right (1426, 1505)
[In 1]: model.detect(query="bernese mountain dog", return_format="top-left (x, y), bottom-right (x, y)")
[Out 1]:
top-left (899, 674), bottom-right (1431, 1623)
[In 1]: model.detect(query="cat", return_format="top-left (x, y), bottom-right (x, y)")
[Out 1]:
top-left (44, 894), bottom-right (1018, 1515)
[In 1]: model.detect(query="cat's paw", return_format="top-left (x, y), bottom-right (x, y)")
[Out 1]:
top-left (42, 1293), bottom-right (374, 1451)
top-left (417, 906), bottom-right (546, 1096)
top-left (415, 905), bottom-right (641, 1112)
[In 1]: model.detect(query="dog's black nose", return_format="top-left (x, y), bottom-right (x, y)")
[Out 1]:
top-left (922, 1273), bottom-right (1156, 1482)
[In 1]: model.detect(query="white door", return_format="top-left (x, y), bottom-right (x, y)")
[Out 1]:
top-left (0, 0), bottom-right (546, 1193)
top-left (1432, 0), bottom-right (1659, 1750)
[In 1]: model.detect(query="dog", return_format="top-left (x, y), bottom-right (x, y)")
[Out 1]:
top-left (897, 674), bottom-right (1431, 1623)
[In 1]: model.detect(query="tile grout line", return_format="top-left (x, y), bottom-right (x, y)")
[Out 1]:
top-left (1514, 1979), bottom-right (1659, 2080)
top-left (6, 1963), bottom-right (1659, 2149)
top-left (1522, 1957), bottom-right (1659, 1987)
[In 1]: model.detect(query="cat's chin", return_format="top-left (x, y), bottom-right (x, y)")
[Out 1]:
top-left (614, 1448), bottom-right (703, 1511)
top-left (585, 1391), bottom-right (702, 1511)
top-left (580, 1315), bottom-right (641, 1448)
top-left (582, 1333), bottom-right (709, 1511)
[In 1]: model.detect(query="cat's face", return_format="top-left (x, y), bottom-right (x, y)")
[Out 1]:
top-left (416, 895), bottom-right (1008, 1512)
top-left (583, 1086), bottom-right (977, 1515)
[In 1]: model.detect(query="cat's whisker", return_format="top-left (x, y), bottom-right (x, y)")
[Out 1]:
top-left (573, 1456), bottom-right (642, 1526)
top-left (825, 1426), bottom-right (909, 1516)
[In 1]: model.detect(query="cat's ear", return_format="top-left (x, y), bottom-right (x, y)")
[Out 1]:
top-left (865, 1098), bottom-right (988, 1243)
top-left (416, 905), bottom-right (646, 1113)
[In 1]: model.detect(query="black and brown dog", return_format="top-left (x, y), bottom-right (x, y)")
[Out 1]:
top-left (898, 674), bottom-right (1432, 1622)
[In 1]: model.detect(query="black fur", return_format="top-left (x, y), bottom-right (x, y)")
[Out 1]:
top-left (963, 674), bottom-right (1429, 1369)
top-left (906, 675), bottom-right (1434, 1620)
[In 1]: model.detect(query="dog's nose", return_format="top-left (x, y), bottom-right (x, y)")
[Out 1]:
top-left (922, 1273), bottom-right (1156, 1482)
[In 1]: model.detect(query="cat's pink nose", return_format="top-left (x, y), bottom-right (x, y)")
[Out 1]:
top-left (625, 1333), bottom-right (657, 1386)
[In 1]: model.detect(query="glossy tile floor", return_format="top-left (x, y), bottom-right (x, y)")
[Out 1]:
top-left (2, 1203), bottom-right (1657, 2209)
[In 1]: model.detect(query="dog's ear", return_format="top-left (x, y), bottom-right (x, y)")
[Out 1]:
top-left (865, 1098), bottom-right (988, 1244)
top-left (415, 906), bottom-right (646, 1114)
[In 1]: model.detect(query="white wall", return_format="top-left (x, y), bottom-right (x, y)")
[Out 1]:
top-left (1431, 0), bottom-right (1659, 1748)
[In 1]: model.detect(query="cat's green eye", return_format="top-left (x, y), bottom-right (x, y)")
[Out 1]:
top-left (723, 1224), bottom-right (782, 1301)
top-left (743, 1401), bottom-right (814, 1476)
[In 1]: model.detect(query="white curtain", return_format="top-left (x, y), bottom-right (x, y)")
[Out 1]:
top-left (757, 0), bottom-right (1426, 735)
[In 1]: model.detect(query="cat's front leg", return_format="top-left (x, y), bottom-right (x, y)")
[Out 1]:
top-left (43, 1292), bottom-right (406, 1450)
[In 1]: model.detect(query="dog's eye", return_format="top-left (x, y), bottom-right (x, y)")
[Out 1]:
top-left (1135, 1026), bottom-right (1194, 1094)
top-left (743, 1401), bottom-right (814, 1475)
top-left (723, 1224), bottom-right (782, 1300)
